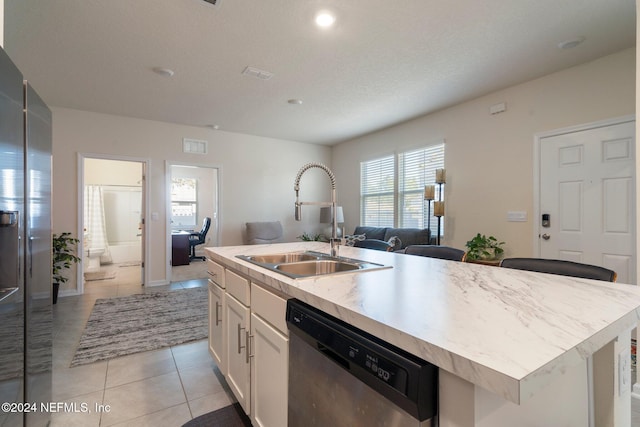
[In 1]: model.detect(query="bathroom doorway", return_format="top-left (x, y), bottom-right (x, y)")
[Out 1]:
top-left (78, 154), bottom-right (149, 294)
top-left (166, 162), bottom-right (220, 283)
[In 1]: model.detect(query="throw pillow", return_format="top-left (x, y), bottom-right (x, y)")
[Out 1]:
top-left (387, 236), bottom-right (402, 250)
top-left (344, 234), bottom-right (366, 246)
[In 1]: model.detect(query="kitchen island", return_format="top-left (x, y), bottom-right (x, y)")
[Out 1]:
top-left (206, 242), bottom-right (640, 426)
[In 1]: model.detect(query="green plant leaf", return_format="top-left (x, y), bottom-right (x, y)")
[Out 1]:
top-left (52, 232), bottom-right (81, 285)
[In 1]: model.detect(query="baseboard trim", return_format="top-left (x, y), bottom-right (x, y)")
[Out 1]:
top-left (147, 279), bottom-right (170, 287)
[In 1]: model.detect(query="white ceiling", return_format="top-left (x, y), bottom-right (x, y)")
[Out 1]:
top-left (4, 0), bottom-right (636, 145)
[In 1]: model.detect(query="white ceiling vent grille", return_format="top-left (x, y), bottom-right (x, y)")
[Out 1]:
top-left (242, 66), bottom-right (274, 81)
top-left (183, 138), bottom-right (208, 155)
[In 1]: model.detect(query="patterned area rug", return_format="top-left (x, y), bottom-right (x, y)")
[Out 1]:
top-left (71, 287), bottom-right (208, 367)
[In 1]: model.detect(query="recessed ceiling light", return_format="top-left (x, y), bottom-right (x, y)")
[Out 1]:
top-left (557, 36), bottom-right (585, 50)
top-left (288, 99), bottom-right (303, 105)
top-left (152, 67), bottom-right (175, 77)
top-left (315, 11), bottom-right (336, 28)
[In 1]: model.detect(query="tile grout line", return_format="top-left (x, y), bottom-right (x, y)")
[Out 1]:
top-left (171, 344), bottom-right (195, 419)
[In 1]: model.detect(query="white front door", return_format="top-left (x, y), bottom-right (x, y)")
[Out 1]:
top-left (539, 120), bottom-right (635, 284)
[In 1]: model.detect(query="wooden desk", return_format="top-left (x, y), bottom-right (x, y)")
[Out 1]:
top-left (171, 231), bottom-right (190, 266)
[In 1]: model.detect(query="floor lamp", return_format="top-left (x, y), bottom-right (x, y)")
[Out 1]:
top-left (434, 168), bottom-right (446, 245)
top-left (424, 185), bottom-right (435, 241)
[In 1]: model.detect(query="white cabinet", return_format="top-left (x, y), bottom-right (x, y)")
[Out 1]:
top-left (250, 283), bottom-right (289, 427)
top-left (207, 260), bottom-right (226, 375)
top-left (207, 263), bottom-right (289, 426)
top-left (208, 280), bottom-right (226, 374)
top-left (250, 312), bottom-right (288, 427)
top-left (225, 270), bottom-right (251, 415)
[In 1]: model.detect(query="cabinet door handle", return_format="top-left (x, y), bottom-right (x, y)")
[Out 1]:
top-left (237, 323), bottom-right (246, 355)
top-left (246, 331), bottom-right (252, 364)
top-left (215, 301), bottom-right (221, 326)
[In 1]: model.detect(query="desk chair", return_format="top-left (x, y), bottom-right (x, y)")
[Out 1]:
top-left (189, 217), bottom-right (211, 261)
top-left (499, 258), bottom-right (617, 282)
top-left (405, 245), bottom-right (467, 261)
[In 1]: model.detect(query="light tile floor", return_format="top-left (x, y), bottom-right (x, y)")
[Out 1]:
top-left (51, 263), bottom-right (235, 427)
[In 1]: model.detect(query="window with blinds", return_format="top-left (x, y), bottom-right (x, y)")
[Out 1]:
top-left (360, 142), bottom-right (444, 232)
top-left (398, 143), bottom-right (445, 229)
top-left (360, 155), bottom-right (395, 227)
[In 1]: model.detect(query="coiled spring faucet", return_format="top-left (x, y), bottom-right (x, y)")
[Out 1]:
top-left (294, 162), bottom-right (340, 257)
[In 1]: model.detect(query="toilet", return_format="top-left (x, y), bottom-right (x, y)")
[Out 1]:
top-left (85, 247), bottom-right (105, 272)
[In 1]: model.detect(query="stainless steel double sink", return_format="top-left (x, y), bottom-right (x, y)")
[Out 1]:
top-left (236, 251), bottom-right (389, 279)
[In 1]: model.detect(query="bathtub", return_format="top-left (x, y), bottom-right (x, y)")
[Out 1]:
top-left (108, 241), bottom-right (141, 264)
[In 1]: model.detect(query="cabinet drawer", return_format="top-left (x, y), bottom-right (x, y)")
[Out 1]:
top-left (207, 259), bottom-right (225, 288)
top-left (208, 280), bottom-right (224, 298)
top-left (251, 283), bottom-right (288, 335)
top-left (226, 269), bottom-right (250, 306)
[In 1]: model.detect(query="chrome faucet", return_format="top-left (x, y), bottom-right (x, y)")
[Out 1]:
top-left (294, 162), bottom-right (340, 257)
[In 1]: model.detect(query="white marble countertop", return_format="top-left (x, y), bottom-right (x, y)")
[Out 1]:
top-left (205, 242), bottom-right (640, 404)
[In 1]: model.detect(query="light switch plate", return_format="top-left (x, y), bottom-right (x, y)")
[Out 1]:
top-left (507, 211), bottom-right (527, 222)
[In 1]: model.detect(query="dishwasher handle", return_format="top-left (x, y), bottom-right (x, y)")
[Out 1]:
top-left (318, 343), bottom-right (349, 369)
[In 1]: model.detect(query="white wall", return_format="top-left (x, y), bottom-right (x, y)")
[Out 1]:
top-left (85, 158), bottom-right (142, 186)
top-left (332, 48), bottom-right (635, 258)
top-left (53, 108), bottom-right (331, 289)
top-left (0, 0), bottom-right (4, 47)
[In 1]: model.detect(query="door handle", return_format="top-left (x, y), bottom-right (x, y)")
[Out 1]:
top-left (541, 233), bottom-right (551, 240)
top-left (215, 301), bottom-right (221, 326)
top-left (246, 330), bottom-right (252, 364)
top-left (237, 323), bottom-right (246, 355)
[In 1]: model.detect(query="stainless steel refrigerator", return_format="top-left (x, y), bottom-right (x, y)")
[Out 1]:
top-left (0, 46), bottom-right (52, 427)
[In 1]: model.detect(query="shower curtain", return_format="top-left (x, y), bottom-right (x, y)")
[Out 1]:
top-left (84, 185), bottom-right (112, 264)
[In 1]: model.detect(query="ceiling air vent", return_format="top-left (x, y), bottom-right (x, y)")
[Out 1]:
top-left (183, 138), bottom-right (208, 155)
top-left (242, 66), bottom-right (274, 81)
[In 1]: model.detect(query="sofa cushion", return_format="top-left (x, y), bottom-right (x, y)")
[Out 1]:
top-left (344, 234), bottom-right (366, 246)
top-left (383, 228), bottom-right (430, 249)
top-left (386, 236), bottom-right (402, 251)
top-left (353, 226), bottom-right (387, 241)
top-left (354, 239), bottom-right (393, 251)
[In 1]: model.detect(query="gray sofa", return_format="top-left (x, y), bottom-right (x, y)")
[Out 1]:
top-left (351, 226), bottom-right (431, 251)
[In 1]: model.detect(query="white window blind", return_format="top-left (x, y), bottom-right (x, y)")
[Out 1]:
top-left (360, 155), bottom-right (395, 227)
top-left (398, 143), bottom-right (445, 230)
top-left (171, 178), bottom-right (198, 229)
top-left (360, 142), bottom-right (445, 233)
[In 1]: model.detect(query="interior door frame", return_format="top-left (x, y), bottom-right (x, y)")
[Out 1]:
top-left (533, 114), bottom-right (636, 258)
top-left (165, 160), bottom-right (222, 283)
top-left (77, 153), bottom-right (151, 294)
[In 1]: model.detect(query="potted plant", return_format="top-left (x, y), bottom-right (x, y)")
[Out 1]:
top-left (297, 232), bottom-right (324, 242)
top-left (52, 232), bottom-right (81, 304)
top-left (465, 233), bottom-right (505, 262)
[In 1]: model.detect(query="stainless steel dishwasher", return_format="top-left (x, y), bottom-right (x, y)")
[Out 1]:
top-left (286, 299), bottom-right (438, 427)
